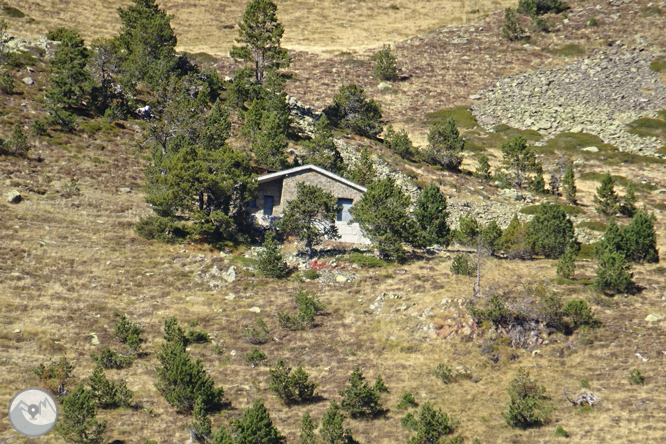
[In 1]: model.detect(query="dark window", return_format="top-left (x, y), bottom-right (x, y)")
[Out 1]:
top-left (263, 196), bottom-right (274, 216)
top-left (249, 199), bottom-right (256, 208)
top-left (337, 198), bottom-right (353, 222)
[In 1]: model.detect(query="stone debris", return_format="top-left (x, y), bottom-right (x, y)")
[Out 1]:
top-left (6, 190), bottom-right (22, 204)
top-left (22, 77), bottom-right (35, 85)
top-left (472, 47), bottom-right (666, 156)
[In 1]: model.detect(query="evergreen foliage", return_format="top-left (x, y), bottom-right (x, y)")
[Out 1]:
top-left (231, 399), bottom-right (286, 444)
top-left (46, 29), bottom-right (91, 109)
top-left (90, 347), bottom-right (136, 369)
top-left (622, 210), bottom-right (659, 264)
top-left (338, 367), bottom-right (386, 418)
top-left (373, 44), bottom-right (398, 81)
top-left (456, 212), bottom-right (480, 247)
top-left (414, 183), bottom-right (451, 248)
top-left (278, 289), bottom-right (324, 330)
top-left (186, 398), bottom-right (213, 443)
top-left (245, 347), bottom-right (268, 367)
top-left (450, 254), bottom-right (474, 276)
top-left (556, 241), bottom-right (580, 279)
top-left (257, 231), bottom-right (289, 278)
top-left (31, 357), bottom-right (75, 398)
top-left (115, 0), bottom-right (179, 90)
top-left (481, 220), bottom-right (504, 255)
top-left (502, 368), bottom-right (553, 429)
top-left (476, 154), bottom-right (491, 179)
top-left (347, 147), bottom-right (376, 186)
top-left (349, 177), bottom-right (416, 260)
top-left (620, 181), bottom-right (637, 217)
top-left (501, 8), bottom-right (525, 41)
top-left (230, 0), bottom-right (290, 84)
top-left (89, 363), bottom-right (133, 408)
top-left (423, 118), bottom-right (465, 170)
top-left (562, 162), bottom-right (576, 204)
top-left (530, 164), bottom-right (547, 194)
top-left (4, 123), bottom-right (29, 157)
top-left (324, 83), bottom-right (383, 138)
top-left (268, 359), bottom-right (319, 404)
top-left (401, 402), bottom-right (459, 444)
top-left (383, 124), bottom-right (414, 159)
top-left (320, 400), bottom-right (359, 444)
top-left (500, 135), bottom-right (538, 189)
top-left (0, 70), bottom-right (13, 94)
top-left (396, 393), bottom-right (419, 410)
top-left (594, 173), bottom-right (619, 217)
top-left (114, 314), bottom-right (143, 348)
top-left (55, 384), bottom-right (108, 444)
top-left (154, 340), bottom-right (224, 412)
top-left (527, 201), bottom-right (575, 259)
top-left (302, 115), bottom-right (346, 174)
top-left (252, 110), bottom-right (289, 169)
top-left (300, 411), bottom-right (319, 444)
top-left (32, 119), bottom-right (48, 136)
top-left (518, 0), bottom-right (569, 17)
top-left (499, 214), bottom-right (533, 259)
top-left (88, 38), bottom-right (122, 113)
top-left (279, 182), bottom-right (340, 258)
top-left (243, 317), bottom-right (270, 344)
top-left (594, 250), bottom-right (634, 294)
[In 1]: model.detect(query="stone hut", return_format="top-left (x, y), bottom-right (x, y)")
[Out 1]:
top-left (250, 164), bottom-right (370, 244)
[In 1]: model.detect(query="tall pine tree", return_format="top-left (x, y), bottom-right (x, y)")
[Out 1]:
top-left (414, 183), bottom-right (451, 248)
top-left (594, 173), bottom-right (619, 217)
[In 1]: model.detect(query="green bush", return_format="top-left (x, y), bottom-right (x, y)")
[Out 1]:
top-left (5, 123), bottom-right (29, 157)
top-left (339, 367), bottom-right (387, 418)
top-left (243, 317), bottom-right (270, 344)
top-left (258, 231), bottom-right (289, 278)
top-left (324, 83), bottom-right (383, 138)
top-left (450, 254), bottom-right (474, 276)
top-left (114, 314), bottom-right (142, 345)
top-left (563, 300), bottom-right (597, 329)
top-left (628, 368), bottom-right (645, 385)
top-left (268, 359), bottom-right (318, 404)
top-left (186, 329), bottom-right (210, 344)
top-left (501, 8), bottom-right (525, 41)
top-left (0, 71), bottom-right (14, 94)
top-left (278, 289), bottom-right (325, 331)
top-left (532, 17), bottom-right (552, 33)
top-left (594, 250), bottom-right (634, 294)
top-left (502, 368), bottom-right (553, 429)
top-left (244, 347), bottom-right (267, 367)
top-left (373, 44), bottom-right (398, 81)
top-left (397, 392), bottom-right (419, 410)
top-left (384, 124), bottom-right (414, 159)
top-left (32, 119), bottom-right (48, 136)
top-left (517, 0), bottom-right (569, 17)
top-left (230, 399), bottom-right (285, 444)
top-left (90, 348), bottom-right (136, 370)
top-left (89, 363), bottom-right (133, 408)
top-left (302, 269), bottom-right (320, 280)
top-left (135, 216), bottom-right (186, 243)
top-left (343, 252), bottom-right (387, 268)
top-left (554, 426), bottom-right (569, 438)
top-left (434, 364), bottom-right (455, 384)
top-left (556, 241), bottom-right (580, 279)
top-left (594, 173), bottom-right (619, 217)
top-left (401, 402), bottom-right (459, 444)
top-left (55, 384), bottom-right (107, 444)
top-left (31, 357), bottom-right (75, 398)
top-left (580, 379), bottom-right (590, 389)
top-left (2, 6), bottom-right (25, 18)
top-left (588, 17), bottom-right (598, 27)
top-left (423, 118), bottom-right (465, 170)
top-left (527, 201), bottom-right (575, 259)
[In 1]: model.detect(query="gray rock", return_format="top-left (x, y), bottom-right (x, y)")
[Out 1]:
top-left (645, 314), bottom-right (663, 322)
top-left (378, 82), bottom-right (393, 91)
top-left (335, 275), bottom-right (348, 283)
top-left (222, 265), bottom-right (237, 283)
top-left (581, 146), bottom-right (600, 152)
top-left (6, 190), bottom-right (21, 204)
top-left (118, 187), bottom-right (131, 193)
top-left (22, 77), bottom-right (34, 85)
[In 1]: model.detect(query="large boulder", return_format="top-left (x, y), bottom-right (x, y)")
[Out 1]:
top-left (6, 190), bottom-right (22, 204)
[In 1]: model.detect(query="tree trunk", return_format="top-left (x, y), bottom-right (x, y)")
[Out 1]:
top-left (306, 237), bottom-right (313, 259)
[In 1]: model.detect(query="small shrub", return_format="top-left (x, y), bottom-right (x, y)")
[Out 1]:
top-left (434, 364), bottom-right (455, 384)
top-left (31, 357), bottom-right (75, 398)
top-left (554, 426), bottom-right (569, 438)
top-left (501, 8), bottom-right (525, 41)
top-left (189, 319), bottom-right (199, 327)
top-left (532, 17), bottom-right (552, 33)
top-left (502, 368), bottom-right (553, 429)
top-left (594, 251), bottom-right (633, 294)
top-left (89, 363), bottom-right (133, 408)
top-left (135, 216), bottom-right (184, 243)
top-left (2, 6), bottom-right (25, 18)
top-left (114, 314), bottom-right (142, 345)
top-left (518, 0), bottom-right (569, 17)
top-left (384, 124), bottom-right (415, 159)
top-left (0, 71), bottom-right (14, 94)
top-left (563, 300), bottom-right (597, 329)
top-left (257, 231), bottom-right (289, 278)
top-left (373, 44), bottom-right (398, 81)
top-left (302, 269), bottom-right (320, 280)
top-left (278, 289), bottom-right (325, 331)
top-left (90, 348), bottom-right (136, 369)
top-left (32, 119), bottom-right (48, 136)
top-left (450, 254), bottom-right (474, 276)
top-left (650, 56), bottom-right (666, 73)
top-left (244, 347), bottom-right (267, 367)
top-left (339, 367), bottom-right (387, 418)
top-left (588, 17), bottom-right (598, 26)
top-left (243, 317), bottom-right (270, 344)
top-left (401, 402), bottom-right (459, 444)
top-left (212, 344), bottom-right (222, 355)
top-left (344, 252), bottom-right (387, 268)
top-left (269, 359), bottom-right (318, 404)
top-left (580, 379), bottom-right (590, 389)
top-left (186, 329), bottom-right (210, 344)
top-left (628, 368), bottom-right (645, 385)
top-left (6, 123), bottom-right (29, 157)
top-left (397, 392), bottom-right (419, 410)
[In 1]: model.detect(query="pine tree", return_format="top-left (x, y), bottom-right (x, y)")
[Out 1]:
top-left (257, 231), bottom-right (289, 278)
top-left (595, 250), bottom-right (634, 294)
top-left (620, 181), bottom-right (637, 217)
top-left (339, 367), bottom-right (385, 418)
top-left (349, 177), bottom-right (416, 260)
top-left (455, 212), bottom-right (480, 247)
top-left (500, 135), bottom-right (538, 189)
top-left (212, 426), bottom-right (236, 444)
top-left (594, 217), bottom-right (625, 259)
top-left (232, 399), bottom-right (286, 444)
top-left (46, 29), bottom-right (91, 109)
top-left (481, 220), bottom-right (504, 255)
top-left (594, 173), bottom-right (619, 217)
top-left (324, 83), bottom-right (383, 138)
top-left (501, 8), bottom-right (525, 41)
top-left (530, 164), bottom-right (546, 194)
top-left (424, 118), bottom-right (465, 171)
top-left (185, 398), bottom-right (212, 443)
top-left (562, 162), bottom-right (576, 204)
top-left (502, 368), bottom-right (553, 429)
top-left (55, 384), bottom-right (108, 444)
top-left (154, 340), bottom-right (224, 412)
top-left (279, 183), bottom-right (339, 258)
top-left (320, 400), bottom-right (358, 444)
top-left (268, 359), bottom-right (318, 404)
top-left (230, 0), bottom-right (290, 84)
top-left (347, 147), bottom-right (375, 186)
top-left (373, 44), bottom-right (398, 81)
top-left (89, 362), bottom-right (133, 408)
top-left (302, 115), bottom-right (346, 174)
top-left (527, 202), bottom-right (574, 259)
top-left (476, 154), bottom-right (491, 179)
top-left (623, 210), bottom-right (659, 264)
top-left (115, 0), bottom-right (178, 89)
top-left (6, 123), bottom-right (29, 157)
top-left (383, 124), bottom-right (414, 159)
top-left (253, 111), bottom-right (288, 169)
top-left (499, 214), bottom-right (533, 259)
top-left (300, 411), bottom-right (319, 444)
top-left (242, 99), bottom-right (265, 141)
top-left (402, 402), bottom-right (459, 444)
top-left (556, 241), bottom-right (580, 279)
top-left (0, 70), bottom-right (14, 94)
top-left (414, 183), bottom-right (451, 248)
top-left (201, 99), bottom-right (232, 150)
top-left (89, 38), bottom-right (122, 112)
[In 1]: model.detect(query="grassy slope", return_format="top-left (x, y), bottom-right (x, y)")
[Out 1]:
top-left (2, 1), bottom-right (666, 443)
